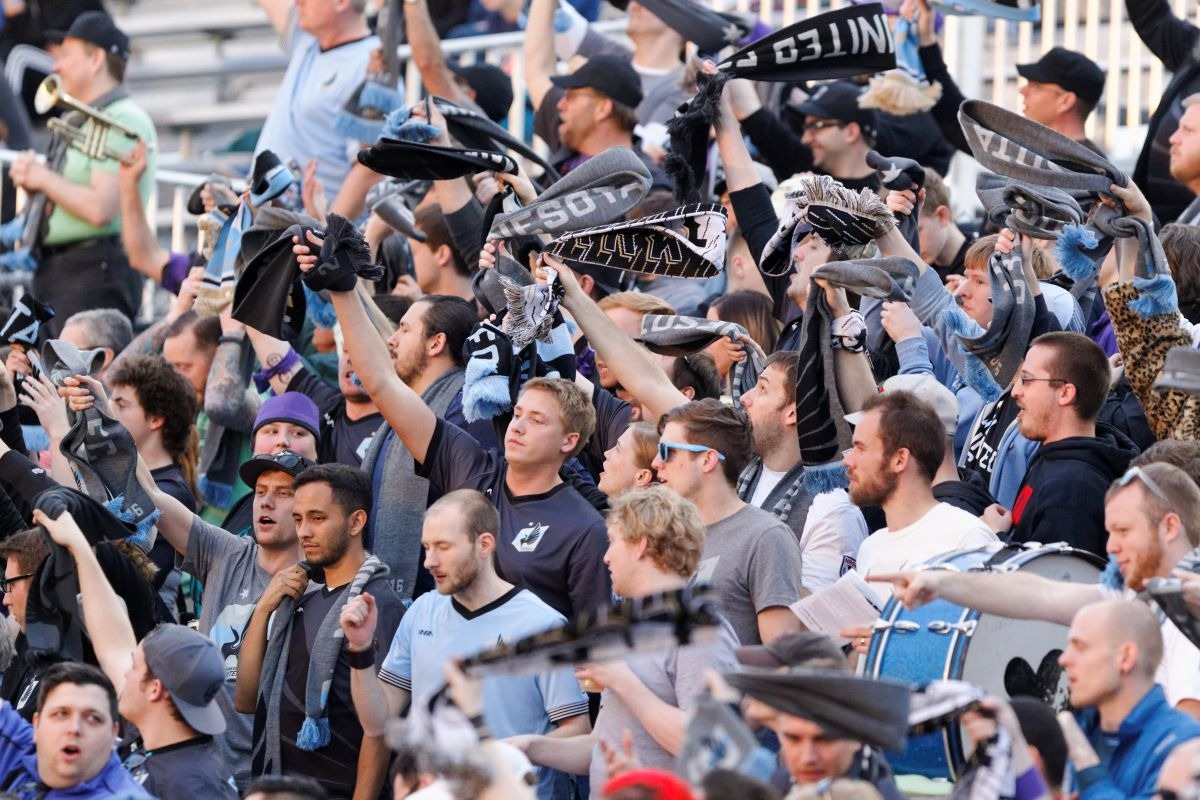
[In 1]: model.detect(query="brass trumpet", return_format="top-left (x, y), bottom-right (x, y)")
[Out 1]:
top-left (33, 74), bottom-right (145, 164)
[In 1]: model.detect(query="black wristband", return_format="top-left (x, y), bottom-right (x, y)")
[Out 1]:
top-left (218, 334), bottom-right (245, 346)
top-left (347, 639), bottom-right (378, 670)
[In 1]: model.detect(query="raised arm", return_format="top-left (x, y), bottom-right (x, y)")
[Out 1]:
top-left (203, 309), bottom-right (261, 433)
top-left (525, 0), bottom-right (558, 110)
top-left (255, 0), bottom-right (294, 36)
top-left (137, 455), bottom-right (195, 557)
top-left (299, 233), bottom-right (438, 463)
top-left (548, 253), bottom-right (689, 420)
top-left (403, 0), bottom-right (469, 105)
top-left (37, 509), bottom-right (136, 694)
top-left (117, 143), bottom-right (171, 284)
top-left (246, 326), bottom-right (304, 397)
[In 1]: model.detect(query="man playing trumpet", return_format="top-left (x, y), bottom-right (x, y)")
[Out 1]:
top-left (7, 11), bottom-right (156, 336)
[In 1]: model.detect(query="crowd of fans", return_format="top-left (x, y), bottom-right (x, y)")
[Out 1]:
top-left (5, 0), bottom-right (1200, 798)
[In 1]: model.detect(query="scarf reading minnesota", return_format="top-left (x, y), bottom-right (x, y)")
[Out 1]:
top-left (716, 3), bottom-right (896, 82)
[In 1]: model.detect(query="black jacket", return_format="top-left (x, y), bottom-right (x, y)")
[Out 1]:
top-left (1010, 424), bottom-right (1139, 558)
top-left (1127, 0), bottom-right (1200, 223)
top-left (934, 468), bottom-right (997, 517)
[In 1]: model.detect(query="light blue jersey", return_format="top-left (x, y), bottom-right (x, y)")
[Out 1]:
top-left (380, 587), bottom-right (588, 799)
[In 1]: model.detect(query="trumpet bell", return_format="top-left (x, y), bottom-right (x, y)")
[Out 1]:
top-left (33, 74), bottom-right (60, 116)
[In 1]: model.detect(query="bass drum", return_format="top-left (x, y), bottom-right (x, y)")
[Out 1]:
top-left (862, 542), bottom-right (1104, 780)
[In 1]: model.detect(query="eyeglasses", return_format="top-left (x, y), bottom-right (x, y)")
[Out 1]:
top-left (656, 441), bottom-right (726, 463)
top-left (1115, 466), bottom-right (1169, 504)
top-left (0, 573), bottom-right (33, 593)
top-left (803, 119), bottom-right (846, 133)
top-left (1016, 373), bottom-right (1066, 387)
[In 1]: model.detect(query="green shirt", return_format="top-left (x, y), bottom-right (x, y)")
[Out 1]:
top-left (44, 96), bottom-right (157, 246)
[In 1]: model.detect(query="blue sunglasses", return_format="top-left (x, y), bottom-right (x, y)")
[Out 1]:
top-left (656, 441), bottom-right (726, 463)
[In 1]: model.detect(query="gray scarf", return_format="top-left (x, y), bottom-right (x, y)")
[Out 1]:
top-left (638, 314), bottom-right (765, 406)
top-left (43, 339), bottom-right (159, 549)
top-left (488, 147), bottom-right (651, 239)
top-left (254, 555), bottom-right (389, 775)
top-left (362, 368), bottom-right (465, 600)
top-left (947, 246), bottom-right (1034, 392)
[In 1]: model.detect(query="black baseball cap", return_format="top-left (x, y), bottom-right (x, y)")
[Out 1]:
top-left (550, 54), bottom-right (644, 110)
top-left (787, 80), bottom-right (877, 141)
top-left (1017, 47), bottom-right (1105, 106)
top-left (49, 11), bottom-right (131, 60)
top-left (450, 62), bottom-right (515, 123)
top-left (238, 449), bottom-right (317, 488)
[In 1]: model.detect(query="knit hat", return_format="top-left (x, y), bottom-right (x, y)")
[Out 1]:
top-left (545, 203), bottom-right (727, 279)
top-left (0, 294), bottom-right (54, 347)
top-left (724, 667), bottom-right (912, 752)
top-left (489, 147), bottom-right (652, 239)
top-left (253, 392), bottom-right (321, 440)
top-left (248, 150), bottom-right (295, 208)
top-left (931, 0), bottom-right (1040, 21)
top-left (716, 4), bottom-right (896, 82)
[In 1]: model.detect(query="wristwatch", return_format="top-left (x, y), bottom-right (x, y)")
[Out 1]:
top-left (347, 639), bottom-right (378, 670)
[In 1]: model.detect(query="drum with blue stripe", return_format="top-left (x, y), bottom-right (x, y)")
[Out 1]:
top-left (862, 542), bottom-right (1103, 780)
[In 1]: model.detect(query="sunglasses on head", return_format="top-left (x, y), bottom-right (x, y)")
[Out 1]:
top-left (656, 441), bottom-right (725, 463)
top-left (1115, 466), bottom-right (1169, 504)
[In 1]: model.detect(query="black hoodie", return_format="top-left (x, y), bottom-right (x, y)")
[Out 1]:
top-left (934, 468), bottom-right (997, 517)
top-left (1010, 423), bottom-right (1140, 558)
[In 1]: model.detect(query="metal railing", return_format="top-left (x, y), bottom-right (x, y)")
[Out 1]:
top-left (7, 2), bottom-right (1200, 238)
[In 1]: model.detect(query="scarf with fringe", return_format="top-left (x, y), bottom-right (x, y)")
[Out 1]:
top-left (253, 556), bottom-right (389, 775)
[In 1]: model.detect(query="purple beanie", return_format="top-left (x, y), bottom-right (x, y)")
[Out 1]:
top-left (253, 392), bottom-right (320, 439)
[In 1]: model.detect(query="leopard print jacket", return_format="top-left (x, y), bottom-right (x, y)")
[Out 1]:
top-left (1104, 281), bottom-right (1199, 442)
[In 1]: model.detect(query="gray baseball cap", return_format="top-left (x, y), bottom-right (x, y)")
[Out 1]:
top-left (142, 624), bottom-right (227, 735)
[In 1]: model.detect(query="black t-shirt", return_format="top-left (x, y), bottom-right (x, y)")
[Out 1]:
top-left (277, 577), bottom-right (404, 799)
top-left (577, 388), bottom-right (633, 482)
top-left (417, 418), bottom-right (612, 618)
top-left (129, 735), bottom-right (238, 799)
top-left (150, 463), bottom-right (197, 581)
top-left (287, 368), bottom-right (384, 466)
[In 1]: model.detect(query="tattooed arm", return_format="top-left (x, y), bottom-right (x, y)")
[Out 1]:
top-left (202, 310), bottom-right (261, 434)
top-left (245, 325), bottom-right (304, 398)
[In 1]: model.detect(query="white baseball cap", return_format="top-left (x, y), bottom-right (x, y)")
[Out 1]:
top-left (845, 373), bottom-right (959, 436)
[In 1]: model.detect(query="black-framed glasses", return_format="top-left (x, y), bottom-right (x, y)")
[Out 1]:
top-left (1115, 466), bottom-right (1169, 504)
top-left (656, 441), bottom-right (726, 463)
top-left (0, 573), bottom-right (33, 593)
top-left (803, 119), bottom-right (846, 133)
top-left (1016, 373), bottom-right (1066, 387)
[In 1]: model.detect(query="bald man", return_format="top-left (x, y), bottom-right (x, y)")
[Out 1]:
top-left (1059, 600), bottom-right (1200, 800)
top-left (1157, 739), bottom-right (1200, 799)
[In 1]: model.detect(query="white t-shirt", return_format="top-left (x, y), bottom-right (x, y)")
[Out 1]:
top-left (856, 502), bottom-right (998, 598)
top-left (799, 489), bottom-right (869, 593)
top-left (749, 465), bottom-right (788, 508)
